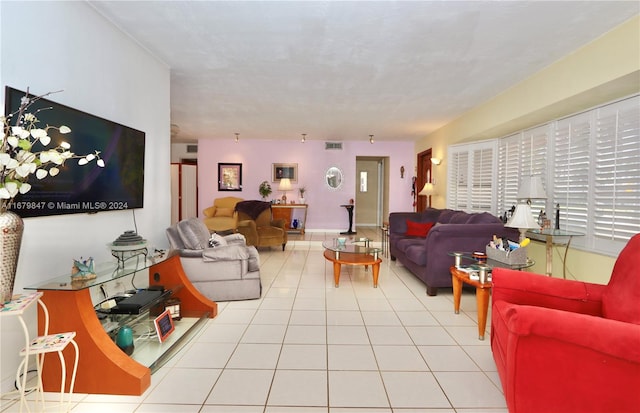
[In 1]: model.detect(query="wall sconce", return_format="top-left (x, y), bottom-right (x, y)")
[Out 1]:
top-left (369, 134), bottom-right (374, 144)
top-left (234, 133), bottom-right (239, 143)
top-left (301, 133), bottom-right (306, 143)
top-left (431, 157), bottom-right (441, 166)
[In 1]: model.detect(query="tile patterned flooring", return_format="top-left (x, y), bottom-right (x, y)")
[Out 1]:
top-left (3, 227), bottom-right (508, 412)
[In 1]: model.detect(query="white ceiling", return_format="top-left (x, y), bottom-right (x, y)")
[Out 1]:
top-left (89, 1), bottom-right (639, 143)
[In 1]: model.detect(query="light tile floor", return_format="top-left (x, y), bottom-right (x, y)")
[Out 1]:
top-left (3, 227), bottom-right (508, 412)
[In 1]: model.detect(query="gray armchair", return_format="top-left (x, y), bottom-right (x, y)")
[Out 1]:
top-left (166, 218), bottom-right (261, 301)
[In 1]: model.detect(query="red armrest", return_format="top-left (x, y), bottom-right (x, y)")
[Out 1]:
top-left (492, 268), bottom-right (605, 316)
top-left (496, 301), bottom-right (640, 363)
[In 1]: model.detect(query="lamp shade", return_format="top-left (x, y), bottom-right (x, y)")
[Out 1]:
top-left (418, 182), bottom-right (435, 196)
top-left (278, 178), bottom-right (292, 191)
top-left (506, 203), bottom-right (539, 229)
top-left (517, 176), bottom-right (547, 200)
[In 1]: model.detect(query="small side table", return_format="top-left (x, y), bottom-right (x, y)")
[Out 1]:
top-left (450, 266), bottom-right (492, 340)
top-left (526, 229), bottom-right (584, 278)
top-left (1, 293), bottom-right (79, 413)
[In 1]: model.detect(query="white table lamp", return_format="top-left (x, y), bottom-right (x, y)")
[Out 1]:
top-left (506, 203), bottom-right (539, 241)
top-left (419, 182), bottom-right (435, 208)
top-left (279, 178), bottom-right (292, 203)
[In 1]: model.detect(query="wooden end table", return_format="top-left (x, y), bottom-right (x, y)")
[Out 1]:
top-left (450, 266), bottom-right (492, 340)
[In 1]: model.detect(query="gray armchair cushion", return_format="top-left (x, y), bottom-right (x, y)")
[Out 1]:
top-left (177, 249), bottom-right (205, 258)
top-left (223, 233), bottom-right (247, 245)
top-left (177, 218), bottom-right (211, 249)
top-left (166, 226), bottom-right (185, 250)
top-left (202, 244), bottom-right (250, 262)
top-left (247, 246), bottom-right (260, 272)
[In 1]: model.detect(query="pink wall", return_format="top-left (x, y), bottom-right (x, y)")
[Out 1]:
top-left (197, 139), bottom-right (415, 230)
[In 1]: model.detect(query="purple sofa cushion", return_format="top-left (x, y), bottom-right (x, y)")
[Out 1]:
top-left (405, 244), bottom-right (427, 266)
top-left (395, 237), bottom-right (424, 252)
top-left (448, 211), bottom-right (471, 224)
top-left (466, 212), bottom-right (502, 224)
top-left (437, 209), bottom-right (457, 223)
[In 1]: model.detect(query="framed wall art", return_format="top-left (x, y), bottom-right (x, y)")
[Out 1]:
top-left (218, 163), bottom-right (242, 191)
top-left (272, 163), bottom-right (298, 183)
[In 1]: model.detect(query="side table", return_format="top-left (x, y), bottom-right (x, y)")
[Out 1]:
top-left (1, 293), bottom-right (79, 413)
top-left (526, 229), bottom-right (584, 278)
top-left (450, 266), bottom-right (492, 340)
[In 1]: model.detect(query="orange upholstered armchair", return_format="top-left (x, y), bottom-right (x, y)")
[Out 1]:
top-left (202, 196), bottom-right (243, 233)
top-left (490, 233), bottom-right (640, 413)
top-left (236, 200), bottom-right (287, 250)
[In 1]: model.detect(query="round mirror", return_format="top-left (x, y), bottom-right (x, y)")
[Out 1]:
top-left (326, 166), bottom-right (343, 190)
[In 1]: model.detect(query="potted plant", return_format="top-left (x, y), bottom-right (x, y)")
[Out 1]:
top-left (258, 180), bottom-right (272, 200)
top-left (298, 186), bottom-right (306, 204)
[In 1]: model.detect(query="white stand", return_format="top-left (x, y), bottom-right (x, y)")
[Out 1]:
top-left (1, 293), bottom-right (79, 413)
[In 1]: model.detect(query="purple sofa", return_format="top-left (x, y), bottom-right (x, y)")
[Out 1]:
top-left (389, 208), bottom-right (519, 296)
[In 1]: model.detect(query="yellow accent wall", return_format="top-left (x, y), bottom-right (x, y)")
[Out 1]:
top-left (419, 15), bottom-right (640, 283)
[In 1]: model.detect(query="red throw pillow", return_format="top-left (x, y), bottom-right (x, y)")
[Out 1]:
top-left (405, 220), bottom-right (434, 237)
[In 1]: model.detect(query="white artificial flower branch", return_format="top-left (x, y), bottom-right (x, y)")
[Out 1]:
top-left (0, 87), bottom-right (105, 204)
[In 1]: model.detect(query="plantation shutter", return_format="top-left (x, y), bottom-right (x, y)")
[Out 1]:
top-left (521, 125), bottom-right (550, 217)
top-left (553, 112), bottom-right (591, 237)
top-left (593, 96), bottom-right (640, 251)
top-left (448, 141), bottom-right (496, 212)
top-left (448, 149), bottom-right (469, 210)
top-left (470, 147), bottom-right (495, 212)
top-left (497, 133), bottom-right (522, 218)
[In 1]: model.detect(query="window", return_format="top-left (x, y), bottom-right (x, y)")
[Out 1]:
top-left (447, 140), bottom-right (496, 213)
top-left (448, 94), bottom-right (640, 256)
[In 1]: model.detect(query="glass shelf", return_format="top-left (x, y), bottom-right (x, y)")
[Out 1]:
top-left (104, 308), bottom-right (209, 372)
top-left (24, 254), bottom-right (166, 292)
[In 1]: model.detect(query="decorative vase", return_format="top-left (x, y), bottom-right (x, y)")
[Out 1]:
top-left (116, 325), bottom-right (135, 355)
top-left (0, 207), bottom-right (24, 303)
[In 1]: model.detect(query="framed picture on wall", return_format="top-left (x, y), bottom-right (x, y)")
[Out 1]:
top-left (218, 163), bottom-right (242, 191)
top-left (272, 163), bottom-right (298, 183)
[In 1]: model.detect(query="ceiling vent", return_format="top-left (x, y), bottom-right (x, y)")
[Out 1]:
top-left (325, 142), bottom-right (343, 150)
top-left (186, 144), bottom-right (198, 153)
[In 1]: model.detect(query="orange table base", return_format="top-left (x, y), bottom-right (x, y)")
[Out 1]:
top-left (38, 255), bottom-right (217, 395)
top-left (450, 266), bottom-right (491, 340)
top-left (323, 250), bottom-right (381, 288)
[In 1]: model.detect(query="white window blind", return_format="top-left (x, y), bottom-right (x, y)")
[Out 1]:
top-left (470, 147), bottom-right (495, 211)
top-left (497, 133), bottom-right (521, 219)
top-left (553, 112), bottom-right (592, 241)
top-left (447, 141), bottom-right (496, 212)
top-left (448, 94), bottom-right (639, 256)
top-left (447, 150), bottom-right (469, 210)
top-left (592, 96), bottom-right (640, 252)
top-left (522, 125), bottom-right (550, 217)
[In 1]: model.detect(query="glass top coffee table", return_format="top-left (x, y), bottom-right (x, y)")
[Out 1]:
top-left (322, 239), bottom-right (382, 288)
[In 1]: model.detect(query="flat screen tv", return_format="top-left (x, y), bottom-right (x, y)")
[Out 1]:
top-left (3, 86), bottom-right (145, 218)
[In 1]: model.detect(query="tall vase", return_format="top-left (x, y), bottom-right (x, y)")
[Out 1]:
top-left (0, 208), bottom-right (24, 303)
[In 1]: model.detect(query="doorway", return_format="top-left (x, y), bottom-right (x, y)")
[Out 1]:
top-left (355, 157), bottom-right (389, 227)
top-left (416, 148), bottom-right (433, 212)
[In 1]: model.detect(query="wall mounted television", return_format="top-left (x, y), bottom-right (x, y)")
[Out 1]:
top-left (3, 86), bottom-right (145, 218)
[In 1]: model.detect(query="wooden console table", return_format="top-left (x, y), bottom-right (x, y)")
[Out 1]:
top-left (272, 204), bottom-right (308, 234)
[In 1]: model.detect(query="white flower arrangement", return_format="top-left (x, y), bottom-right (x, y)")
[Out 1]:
top-left (0, 88), bottom-right (105, 206)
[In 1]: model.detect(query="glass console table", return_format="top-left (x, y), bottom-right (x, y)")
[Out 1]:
top-left (526, 229), bottom-right (585, 278)
top-left (24, 253), bottom-right (217, 395)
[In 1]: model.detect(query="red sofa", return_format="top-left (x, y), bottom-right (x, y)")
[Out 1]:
top-left (491, 233), bottom-right (640, 413)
